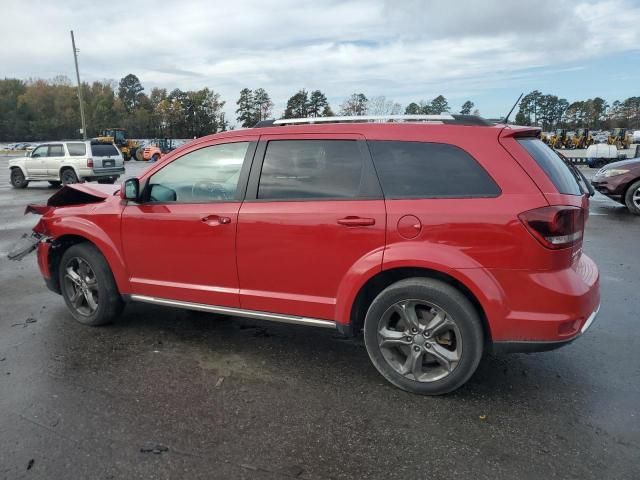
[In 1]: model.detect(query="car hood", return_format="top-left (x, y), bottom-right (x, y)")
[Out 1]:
top-left (25, 183), bottom-right (120, 214)
top-left (600, 158), bottom-right (640, 170)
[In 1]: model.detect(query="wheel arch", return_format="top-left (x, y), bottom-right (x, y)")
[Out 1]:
top-left (59, 164), bottom-right (80, 180)
top-left (344, 266), bottom-right (497, 343)
top-left (47, 227), bottom-right (130, 294)
top-left (622, 176), bottom-right (640, 204)
top-left (10, 164), bottom-right (27, 177)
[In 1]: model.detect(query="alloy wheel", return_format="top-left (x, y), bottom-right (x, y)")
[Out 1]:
top-left (63, 257), bottom-right (99, 316)
top-left (377, 300), bottom-right (462, 382)
top-left (633, 187), bottom-right (640, 209)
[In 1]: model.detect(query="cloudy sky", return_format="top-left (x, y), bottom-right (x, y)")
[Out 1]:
top-left (2, 0), bottom-right (640, 124)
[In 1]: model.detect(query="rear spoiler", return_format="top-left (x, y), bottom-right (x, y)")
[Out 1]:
top-left (500, 126), bottom-right (542, 138)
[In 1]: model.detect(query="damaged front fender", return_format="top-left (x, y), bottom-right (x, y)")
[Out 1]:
top-left (9, 183), bottom-right (121, 261)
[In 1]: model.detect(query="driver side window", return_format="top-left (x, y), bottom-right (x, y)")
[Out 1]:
top-left (147, 142), bottom-right (249, 203)
top-left (31, 145), bottom-right (48, 158)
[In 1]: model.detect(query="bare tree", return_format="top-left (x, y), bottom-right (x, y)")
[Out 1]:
top-left (368, 96), bottom-right (402, 115)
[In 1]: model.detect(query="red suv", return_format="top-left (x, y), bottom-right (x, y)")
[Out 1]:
top-left (14, 115), bottom-right (600, 395)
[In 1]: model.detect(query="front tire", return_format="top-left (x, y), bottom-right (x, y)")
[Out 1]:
top-left (10, 168), bottom-right (29, 189)
top-left (59, 243), bottom-right (124, 326)
top-left (363, 278), bottom-right (484, 395)
top-left (624, 180), bottom-right (640, 215)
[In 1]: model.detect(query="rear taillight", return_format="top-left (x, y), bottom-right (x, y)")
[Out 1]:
top-left (87, 157), bottom-right (94, 167)
top-left (519, 206), bottom-right (585, 250)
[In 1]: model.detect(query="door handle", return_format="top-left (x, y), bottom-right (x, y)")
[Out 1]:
top-left (337, 216), bottom-right (376, 227)
top-left (201, 215), bottom-right (231, 226)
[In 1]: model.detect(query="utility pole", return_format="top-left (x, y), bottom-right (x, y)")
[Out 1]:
top-left (70, 30), bottom-right (87, 140)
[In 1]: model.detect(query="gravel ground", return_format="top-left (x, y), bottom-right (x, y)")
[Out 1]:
top-left (0, 158), bottom-right (639, 480)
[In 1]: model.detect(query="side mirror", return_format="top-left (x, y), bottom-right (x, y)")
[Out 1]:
top-left (122, 178), bottom-right (140, 201)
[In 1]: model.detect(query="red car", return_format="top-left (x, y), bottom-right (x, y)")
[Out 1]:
top-left (12, 115), bottom-right (600, 395)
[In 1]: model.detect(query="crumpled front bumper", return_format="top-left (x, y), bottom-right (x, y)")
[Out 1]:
top-left (7, 232), bottom-right (43, 261)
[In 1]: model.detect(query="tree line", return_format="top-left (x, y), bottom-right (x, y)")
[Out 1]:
top-left (1, 75), bottom-right (639, 141)
top-left (515, 90), bottom-right (640, 131)
top-left (0, 74), bottom-right (228, 141)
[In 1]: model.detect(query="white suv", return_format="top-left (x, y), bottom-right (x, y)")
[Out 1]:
top-left (8, 140), bottom-right (125, 189)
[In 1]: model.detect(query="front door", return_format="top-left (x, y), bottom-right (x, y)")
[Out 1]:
top-left (26, 145), bottom-right (48, 177)
top-left (236, 135), bottom-right (386, 320)
top-left (121, 138), bottom-right (257, 307)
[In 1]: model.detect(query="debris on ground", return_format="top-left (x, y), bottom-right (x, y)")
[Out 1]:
top-left (27, 459), bottom-right (34, 470)
top-left (479, 415), bottom-right (488, 421)
top-left (279, 465), bottom-right (305, 477)
top-left (11, 318), bottom-right (38, 327)
top-left (140, 443), bottom-right (169, 454)
top-left (215, 377), bottom-right (225, 388)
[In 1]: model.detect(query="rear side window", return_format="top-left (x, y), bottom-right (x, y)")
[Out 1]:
top-left (67, 143), bottom-right (86, 156)
top-left (258, 140), bottom-right (363, 199)
top-left (49, 144), bottom-right (64, 156)
top-left (91, 144), bottom-right (119, 157)
top-left (517, 138), bottom-right (581, 195)
top-left (368, 141), bottom-right (500, 198)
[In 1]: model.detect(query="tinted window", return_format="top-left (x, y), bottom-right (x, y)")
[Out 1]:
top-left (49, 144), bottom-right (64, 156)
top-left (517, 139), bottom-right (581, 196)
top-left (368, 141), bottom-right (500, 198)
top-left (91, 144), bottom-right (119, 157)
top-left (148, 142), bottom-right (249, 203)
top-left (67, 143), bottom-right (86, 156)
top-left (258, 140), bottom-right (363, 199)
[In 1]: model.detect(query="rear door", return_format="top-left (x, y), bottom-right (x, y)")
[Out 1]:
top-left (44, 143), bottom-right (65, 176)
top-left (121, 137), bottom-right (257, 307)
top-left (236, 134), bottom-right (386, 320)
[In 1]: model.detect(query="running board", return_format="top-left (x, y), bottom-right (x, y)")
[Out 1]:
top-left (129, 294), bottom-right (337, 329)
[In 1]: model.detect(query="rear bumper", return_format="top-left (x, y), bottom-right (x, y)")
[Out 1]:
top-left (492, 303), bottom-right (600, 353)
top-left (484, 254), bottom-right (600, 350)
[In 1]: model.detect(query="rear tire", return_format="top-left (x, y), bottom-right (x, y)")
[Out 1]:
top-left (10, 168), bottom-right (29, 189)
top-left (59, 243), bottom-right (124, 326)
top-left (624, 180), bottom-right (640, 215)
top-left (61, 168), bottom-right (79, 185)
top-left (363, 278), bottom-right (484, 395)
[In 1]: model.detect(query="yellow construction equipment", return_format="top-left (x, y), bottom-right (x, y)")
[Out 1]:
top-left (608, 128), bottom-right (633, 150)
top-left (566, 129), bottom-right (594, 149)
top-left (95, 128), bottom-right (140, 161)
top-left (547, 129), bottom-right (569, 149)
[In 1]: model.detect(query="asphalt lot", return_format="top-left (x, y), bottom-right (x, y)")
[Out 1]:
top-left (0, 156), bottom-right (639, 480)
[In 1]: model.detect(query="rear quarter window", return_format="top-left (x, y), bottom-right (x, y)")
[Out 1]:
top-left (67, 143), bottom-right (86, 156)
top-left (368, 141), bottom-right (500, 198)
top-left (91, 144), bottom-right (119, 157)
top-left (517, 138), bottom-right (581, 195)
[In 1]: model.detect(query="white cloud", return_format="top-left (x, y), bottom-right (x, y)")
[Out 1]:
top-left (0, 0), bottom-right (639, 122)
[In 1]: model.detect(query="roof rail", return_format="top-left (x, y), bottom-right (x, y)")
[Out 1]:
top-left (273, 114), bottom-right (455, 125)
top-left (253, 114), bottom-right (493, 128)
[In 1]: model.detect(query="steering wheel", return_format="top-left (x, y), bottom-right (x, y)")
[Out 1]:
top-left (192, 181), bottom-right (230, 201)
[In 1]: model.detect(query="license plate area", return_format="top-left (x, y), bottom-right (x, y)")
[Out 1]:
top-left (103, 159), bottom-right (115, 167)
